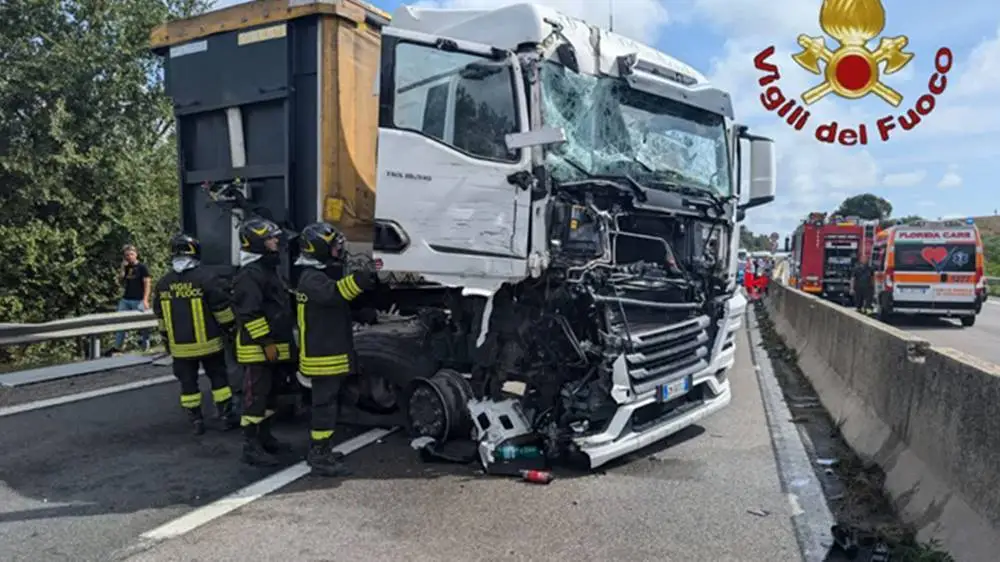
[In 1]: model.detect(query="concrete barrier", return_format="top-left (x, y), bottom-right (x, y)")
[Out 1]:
top-left (763, 282), bottom-right (1000, 561)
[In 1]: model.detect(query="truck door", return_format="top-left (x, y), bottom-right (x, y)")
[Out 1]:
top-left (373, 27), bottom-right (533, 288)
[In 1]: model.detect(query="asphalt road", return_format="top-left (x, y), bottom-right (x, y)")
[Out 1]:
top-left (0, 373), bottom-right (325, 562)
top-left (115, 326), bottom-right (802, 562)
top-left (891, 300), bottom-right (1000, 365)
top-left (1, 324), bottom-right (806, 562)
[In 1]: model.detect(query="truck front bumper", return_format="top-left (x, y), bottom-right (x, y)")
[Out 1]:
top-left (572, 292), bottom-right (744, 468)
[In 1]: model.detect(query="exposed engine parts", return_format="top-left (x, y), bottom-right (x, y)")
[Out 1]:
top-left (399, 183), bottom-right (736, 470)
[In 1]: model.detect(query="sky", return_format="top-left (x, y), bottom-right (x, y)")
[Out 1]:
top-left (213, 0), bottom-right (1000, 238)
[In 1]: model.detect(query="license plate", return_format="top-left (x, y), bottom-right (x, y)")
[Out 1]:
top-left (659, 376), bottom-right (692, 402)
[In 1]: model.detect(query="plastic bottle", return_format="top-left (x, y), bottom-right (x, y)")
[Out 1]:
top-left (495, 444), bottom-right (542, 460)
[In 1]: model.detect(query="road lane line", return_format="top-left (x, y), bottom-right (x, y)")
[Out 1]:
top-left (139, 426), bottom-right (398, 542)
top-left (0, 375), bottom-right (175, 418)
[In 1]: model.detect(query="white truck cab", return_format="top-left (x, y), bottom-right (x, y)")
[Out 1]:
top-left (371, 3), bottom-right (777, 468)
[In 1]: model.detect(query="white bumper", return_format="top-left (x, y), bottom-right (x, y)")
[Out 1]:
top-left (573, 292), bottom-right (745, 468)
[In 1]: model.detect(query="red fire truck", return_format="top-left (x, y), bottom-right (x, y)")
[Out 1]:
top-left (789, 212), bottom-right (880, 304)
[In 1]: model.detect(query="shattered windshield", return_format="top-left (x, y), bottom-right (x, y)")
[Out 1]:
top-left (540, 62), bottom-right (732, 196)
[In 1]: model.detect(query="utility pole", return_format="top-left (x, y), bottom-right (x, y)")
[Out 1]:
top-left (609, 0), bottom-right (614, 31)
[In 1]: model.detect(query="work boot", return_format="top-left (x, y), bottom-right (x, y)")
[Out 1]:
top-left (241, 425), bottom-right (280, 467)
top-left (216, 398), bottom-right (240, 431)
top-left (185, 407), bottom-right (206, 435)
top-left (307, 439), bottom-right (351, 477)
top-left (258, 418), bottom-right (293, 455)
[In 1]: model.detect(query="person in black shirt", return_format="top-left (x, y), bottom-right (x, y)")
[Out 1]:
top-left (112, 244), bottom-right (152, 353)
top-left (851, 258), bottom-right (875, 312)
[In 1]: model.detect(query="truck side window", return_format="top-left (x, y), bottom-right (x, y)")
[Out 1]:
top-left (391, 42), bottom-right (519, 163)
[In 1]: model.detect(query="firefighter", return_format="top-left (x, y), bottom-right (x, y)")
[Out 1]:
top-left (295, 222), bottom-right (377, 476)
top-left (233, 217), bottom-right (295, 466)
top-left (153, 233), bottom-right (239, 435)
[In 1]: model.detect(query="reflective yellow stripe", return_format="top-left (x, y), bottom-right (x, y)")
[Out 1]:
top-left (241, 415), bottom-right (264, 426)
top-left (245, 317), bottom-right (270, 338)
top-left (171, 338), bottom-right (223, 358)
top-left (311, 430), bottom-right (334, 440)
top-left (297, 302), bottom-right (307, 358)
top-left (300, 353), bottom-right (349, 375)
top-left (336, 276), bottom-right (361, 301)
top-left (346, 275), bottom-right (362, 296)
top-left (162, 299), bottom-right (175, 347)
top-left (212, 386), bottom-right (232, 403)
top-left (235, 332), bottom-right (291, 363)
top-left (300, 363), bottom-right (350, 376)
top-left (191, 297), bottom-right (207, 343)
top-left (213, 307), bottom-right (234, 325)
top-left (180, 393), bottom-right (201, 408)
top-left (301, 354), bottom-right (349, 366)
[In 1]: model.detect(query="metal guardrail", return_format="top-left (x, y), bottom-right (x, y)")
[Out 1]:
top-left (0, 311), bottom-right (158, 356)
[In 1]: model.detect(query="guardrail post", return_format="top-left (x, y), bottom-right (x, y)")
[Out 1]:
top-left (87, 335), bottom-right (101, 359)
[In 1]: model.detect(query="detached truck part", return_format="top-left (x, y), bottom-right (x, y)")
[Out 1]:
top-left (152, 0), bottom-right (778, 469)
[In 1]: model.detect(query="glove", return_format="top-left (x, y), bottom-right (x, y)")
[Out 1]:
top-left (263, 343), bottom-right (279, 362)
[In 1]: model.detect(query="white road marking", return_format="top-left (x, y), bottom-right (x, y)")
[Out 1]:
top-left (139, 426), bottom-right (398, 542)
top-left (0, 375), bottom-right (175, 418)
top-left (787, 493), bottom-right (804, 516)
top-left (985, 299), bottom-right (1000, 307)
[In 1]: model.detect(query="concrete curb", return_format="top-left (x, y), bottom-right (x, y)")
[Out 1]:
top-left (745, 306), bottom-right (834, 562)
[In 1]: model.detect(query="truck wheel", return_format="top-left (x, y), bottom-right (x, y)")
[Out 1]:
top-left (352, 320), bottom-right (438, 414)
top-left (961, 315), bottom-right (976, 327)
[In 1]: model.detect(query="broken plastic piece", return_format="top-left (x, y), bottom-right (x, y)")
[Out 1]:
top-left (469, 398), bottom-right (533, 467)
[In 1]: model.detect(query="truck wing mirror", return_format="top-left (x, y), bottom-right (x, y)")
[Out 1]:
top-left (738, 133), bottom-right (776, 211)
top-left (505, 127), bottom-right (567, 151)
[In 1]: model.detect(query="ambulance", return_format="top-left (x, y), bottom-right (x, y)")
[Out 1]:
top-left (871, 219), bottom-right (985, 326)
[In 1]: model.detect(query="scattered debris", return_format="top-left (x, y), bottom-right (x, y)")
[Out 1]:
top-left (746, 508), bottom-right (770, 517)
top-left (520, 469), bottom-right (553, 485)
top-left (816, 458), bottom-right (839, 467)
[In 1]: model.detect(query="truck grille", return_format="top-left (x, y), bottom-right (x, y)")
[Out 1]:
top-left (624, 315), bottom-right (711, 393)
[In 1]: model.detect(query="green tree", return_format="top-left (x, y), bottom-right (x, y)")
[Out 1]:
top-left (0, 0), bottom-right (208, 364)
top-left (739, 226), bottom-right (773, 252)
top-left (879, 214), bottom-right (924, 228)
top-left (833, 193), bottom-right (893, 221)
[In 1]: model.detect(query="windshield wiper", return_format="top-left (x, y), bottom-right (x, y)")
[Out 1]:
top-left (555, 155), bottom-right (648, 202)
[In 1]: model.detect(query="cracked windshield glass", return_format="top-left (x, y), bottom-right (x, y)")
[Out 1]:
top-left (541, 62), bottom-right (732, 196)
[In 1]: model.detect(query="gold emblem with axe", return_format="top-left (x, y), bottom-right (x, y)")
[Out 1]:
top-left (792, 0), bottom-right (914, 107)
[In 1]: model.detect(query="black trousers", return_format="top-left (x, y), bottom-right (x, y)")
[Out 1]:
top-left (241, 362), bottom-right (295, 424)
top-left (310, 376), bottom-right (344, 440)
top-left (855, 284), bottom-right (874, 309)
top-left (174, 353), bottom-right (231, 410)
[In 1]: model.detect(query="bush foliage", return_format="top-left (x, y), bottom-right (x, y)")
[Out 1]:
top-left (0, 0), bottom-right (208, 365)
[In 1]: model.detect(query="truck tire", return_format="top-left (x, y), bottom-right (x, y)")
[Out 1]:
top-left (961, 315), bottom-right (976, 327)
top-left (352, 320), bottom-right (439, 413)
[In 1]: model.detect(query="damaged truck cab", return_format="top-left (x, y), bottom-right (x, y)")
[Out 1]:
top-left (373, 4), bottom-right (777, 468)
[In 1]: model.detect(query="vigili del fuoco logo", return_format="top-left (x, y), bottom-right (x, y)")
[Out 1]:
top-left (752, 0), bottom-right (952, 146)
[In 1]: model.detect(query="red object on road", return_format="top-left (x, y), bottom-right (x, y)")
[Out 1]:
top-left (520, 469), bottom-right (553, 484)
